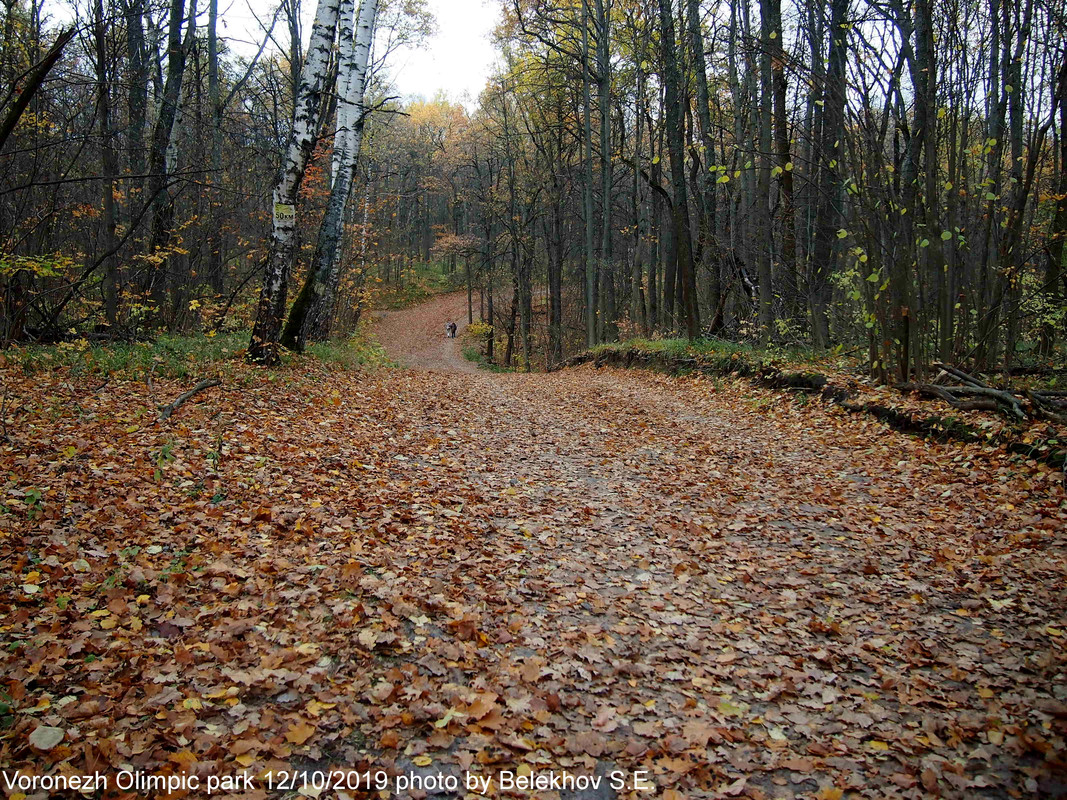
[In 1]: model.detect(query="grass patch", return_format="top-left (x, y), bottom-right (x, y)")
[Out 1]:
top-left (592, 337), bottom-right (826, 364)
top-left (3, 332), bottom-right (249, 379)
top-left (587, 338), bottom-right (852, 377)
top-left (307, 325), bottom-right (393, 369)
top-left (3, 321), bottom-right (392, 380)
top-left (369, 261), bottom-right (465, 310)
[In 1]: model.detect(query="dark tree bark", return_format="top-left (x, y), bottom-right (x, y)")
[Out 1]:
top-left (657, 0), bottom-right (698, 338)
top-left (686, 0), bottom-right (722, 333)
top-left (809, 0), bottom-right (849, 348)
top-left (144, 0), bottom-right (196, 317)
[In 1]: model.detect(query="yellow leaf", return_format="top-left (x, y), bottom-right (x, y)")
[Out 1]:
top-left (977, 687), bottom-right (994, 699)
top-left (413, 755), bottom-right (433, 767)
top-left (817, 789), bottom-right (844, 800)
top-left (286, 721), bottom-right (316, 745)
top-left (868, 740), bottom-right (889, 751)
top-left (434, 708), bottom-right (458, 728)
top-left (183, 698), bottom-right (203, 710)
top-left (987, 730), bottom-right (1004, 745)
top-left (306, 700), bottom-right (336, 717)
top-left (235, 753), bottom-right (257, 767)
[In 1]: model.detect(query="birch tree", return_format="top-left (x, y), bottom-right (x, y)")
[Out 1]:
top-left (247, 0), bottom-right (343, 365)
top-left (282, 0), bottom-right (379, 350)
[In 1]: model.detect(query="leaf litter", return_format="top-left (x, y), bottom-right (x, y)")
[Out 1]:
top-left (0, 337), bottom-right (1064, 799)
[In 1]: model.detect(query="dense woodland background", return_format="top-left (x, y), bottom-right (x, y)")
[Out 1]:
top-left (1, 0), bottom-right (1065, 376)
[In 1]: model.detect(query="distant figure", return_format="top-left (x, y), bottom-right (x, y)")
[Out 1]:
top-left (446, 321), bottom-right (457, 338)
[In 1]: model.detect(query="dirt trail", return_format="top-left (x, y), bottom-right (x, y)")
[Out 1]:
top-left (6, 296), bottom-right (1063, 800)
top-left (371, 291), bottom-right (479, 372)
top-left (362, 296), bottom-right (1066, 798)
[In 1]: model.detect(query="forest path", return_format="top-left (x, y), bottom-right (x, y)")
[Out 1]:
top-left (370, 290), bottom-right (479, 373)
top-left (6, 305), bottom-right (1063, 800)
top-left (354, 297), bottom-right (1066, 798)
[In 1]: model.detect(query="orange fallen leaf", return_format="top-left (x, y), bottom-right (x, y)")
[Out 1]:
top-left (285, 721), bottom-right (316, 745)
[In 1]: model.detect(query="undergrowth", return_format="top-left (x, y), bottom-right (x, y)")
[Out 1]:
top-left (308, 325), bottom-right (393, 369)
top-left (3, 323), bottom-right (390, 379)
top-left (2, 332), bottom-right (249, 379)
top-left (589, 338), bottom-right (859, 378)
top-left (463, 345), bottom-right (518, 373)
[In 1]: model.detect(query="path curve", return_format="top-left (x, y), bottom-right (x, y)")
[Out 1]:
top-left (371, 290), bottom-right (479, 373)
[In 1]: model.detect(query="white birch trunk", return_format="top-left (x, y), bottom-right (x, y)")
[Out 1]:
top-left (330, 0), bottom-right (359, 184)
top-left (285, 0), bottom-right (378, 349)
top-left (247, 0), bottom-right (342, 364)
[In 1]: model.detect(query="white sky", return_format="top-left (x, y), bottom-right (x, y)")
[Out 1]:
top-left (215, 0), bottom-right (500, 105)
top-left (51, 0), bottom-right (498, 105)
top-left (390, 0), bottom-right (499, 104)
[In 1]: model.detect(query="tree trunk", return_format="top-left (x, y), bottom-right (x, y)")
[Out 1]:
top-left (205, 0), bottom-right (224, 293)
top-left (247, 0), bottom-right (342, 364)
top-left (144, 0), bottom-right (196, 320)
top-left (124, 0), bottom-right (148, 209)
top-left (581, 0), bottom-right (598, 346)
top-left (686, 0), bottom-right (722, 333)
top-left (658, 0), bottom-right (698, 338)
top-left (757, 0), bottom-right (775, 341)
top-left (92, 0), bottom-right (118, 325)
top-left (596, 0), bottom-right (615, 341)
top-left (809, 0), bottom-right (849, 348)
top-left (770, 0), bottom-right (795, 322)
top-left (1041, 55), bottom-right (1067, 357)
top-left (284, 0), bottom-right (378, 350)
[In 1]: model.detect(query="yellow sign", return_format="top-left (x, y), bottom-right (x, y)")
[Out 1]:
top-left (273, 203), bottom-right (296, 225)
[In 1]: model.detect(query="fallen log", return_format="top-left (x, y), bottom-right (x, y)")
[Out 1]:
top-left (1027, 391), bottom-right (1067, 423)
top-left (933, 362), bottom-right (993, 389)
top-left (899, 382), bottom-right (1025, 420)
top-left (897, 383), bottom-right (1000, 412)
